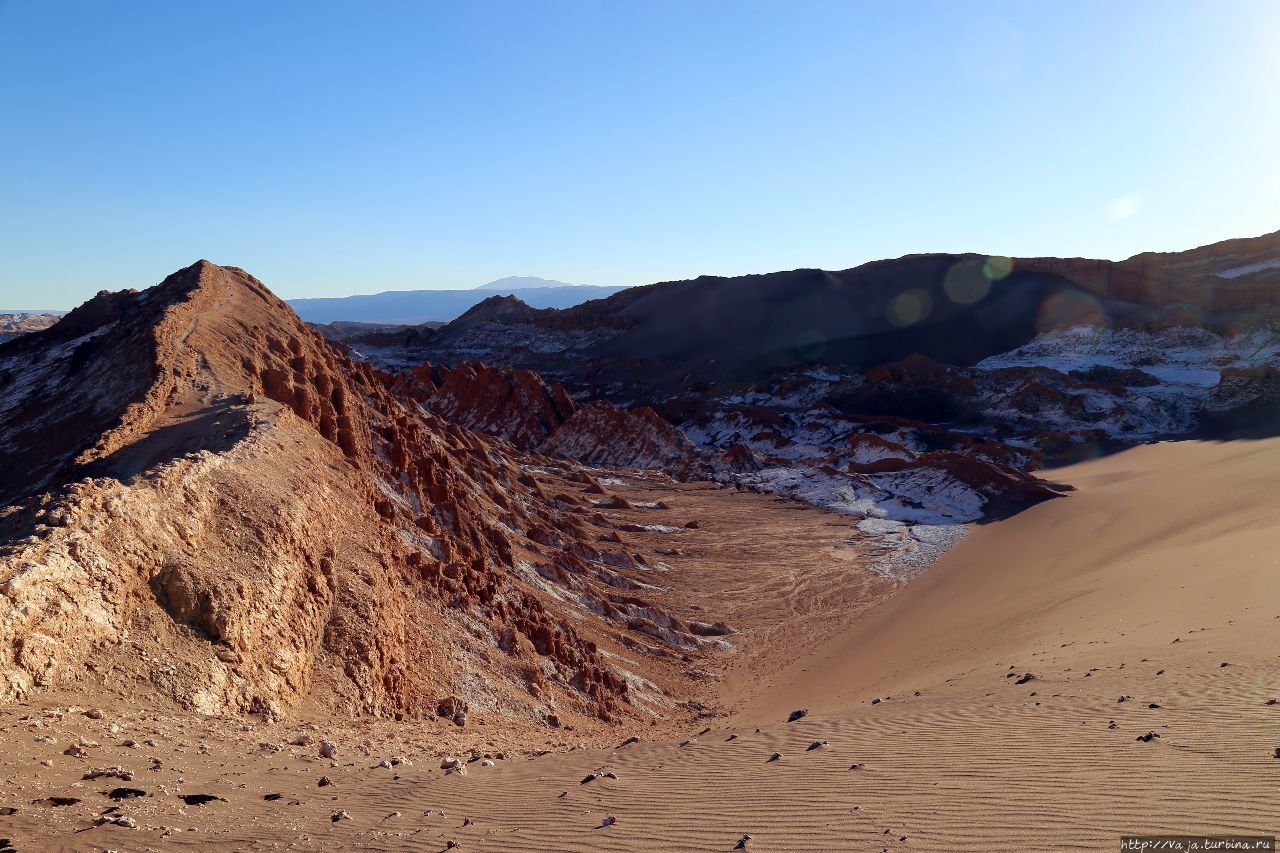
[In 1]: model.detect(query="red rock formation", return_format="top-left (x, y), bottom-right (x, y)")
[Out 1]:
top-left (391, 361), bottom-right (700, 470)
top-left (394, 361), bottom-right (576, 449)
top-left (0, 261), bottom-right (712, 729)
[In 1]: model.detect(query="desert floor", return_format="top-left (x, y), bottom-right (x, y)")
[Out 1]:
top-left (2, 436), bottom-right (1278, 851)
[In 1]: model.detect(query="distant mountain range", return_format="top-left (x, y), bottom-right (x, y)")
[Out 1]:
top-left (473, 276), bottom-right (601, 291)
top-left (288, 277), bottom-right (626, 324)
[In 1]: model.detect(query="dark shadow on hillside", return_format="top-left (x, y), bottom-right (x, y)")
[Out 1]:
top-left (83, 400), bottom-right (252, 483)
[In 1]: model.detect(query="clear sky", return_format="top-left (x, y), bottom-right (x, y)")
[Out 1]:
top-left (1, 0), bottom-right (1278, 310)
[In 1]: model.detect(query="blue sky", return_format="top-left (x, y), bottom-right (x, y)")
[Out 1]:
top-left (1, 0), bottom-right (1277, 310)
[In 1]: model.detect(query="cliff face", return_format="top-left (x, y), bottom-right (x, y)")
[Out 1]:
top-left (0, 262), bottom-right (716, 732)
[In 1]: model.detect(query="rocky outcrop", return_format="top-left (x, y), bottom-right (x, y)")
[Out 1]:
top-left (391, 361), bottom-right (700, 470)
top-left (0, 262), bottom-right (715, 730)
top-left (1018, 229), bottom-right (1280, 319)
top-left (540, 403), bottom-right (699, 470)
top-left (394, 362), bottom-right (577, 449)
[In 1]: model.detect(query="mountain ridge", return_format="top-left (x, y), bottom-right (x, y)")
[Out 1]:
top-left (288, 284), bottom-right (627, 325)
top-left (0, 261), bottom-right (729, 735)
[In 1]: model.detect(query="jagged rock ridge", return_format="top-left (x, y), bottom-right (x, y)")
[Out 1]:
top-left (0, 262), bottom-right (722, 732)
top-left (390, 361), bottom-right (699, 471)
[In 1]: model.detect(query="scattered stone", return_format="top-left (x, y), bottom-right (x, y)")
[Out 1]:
top-left (331, 810), bottom-right (351, 822)
top-left (319, 740), bottom-right (338, 759)
top-left (93, 814), bottom-right (136, 829)
top-left (767, 752), bottom-right (782, 762)
top-left (1148, 703), bottom-right (1161, 709)
top-left (870, 698), bottom-right (881, 705)
top-left (1014, 673), bottom-right (1036, 685)
top-left (437, 697), bottom-right (469, 727)
top-left (619, 736), bottom-right (640, 747)
top-left (581, 773), bottom-right (597, 785)
top-left (62, 744), bottom-right (89, 758)
top-left (787, 709), bottom-right (808, 723)
top-left (84, 767), bottom-right (134, 781)
top-left (735, 834), bottom-right (752, 850)
top-left (264, 793), bottom-right (284, 801)
top-left (1273, 747), bottom-right (1280, 759)
top-left (600, 815), bottom-right (617, 828)
top-left (292, 733), bottom-right (314, 747)
top-left (318, 776), bottom-right (334, 787)
top-left (84, 709), bottom-right (104, 720)
top-left (806, 741), bottom-right (828, 751)
top-left (849, 763), bottom-right (866, 770)
top-left (1136, 731), bottom-right (1159, 743)
top-left (481, 759), bottom-right (495, 767)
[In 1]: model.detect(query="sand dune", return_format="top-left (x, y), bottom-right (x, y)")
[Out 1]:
top-left (2, 437), bottom-right (1278, 850)
top-left (742, 437), bottom-right (1280, 721)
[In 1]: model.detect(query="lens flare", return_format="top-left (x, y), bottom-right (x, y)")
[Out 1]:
top-left (888, 289), bottom-right (933, 326)
top-left (944, 259), bottom-right (993, 304)
top-left (794, 329), bottom-right (827, 361)
top-left (1035, 289), bottom-right (1106, 334)
top-left (983, 255), bottom-right (1013, 280)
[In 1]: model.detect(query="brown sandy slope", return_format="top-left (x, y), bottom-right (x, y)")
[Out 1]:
top-left (401, 437), bottom-right (1280, 851)
top-left (3, 437), bottom-right (1278, 850)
